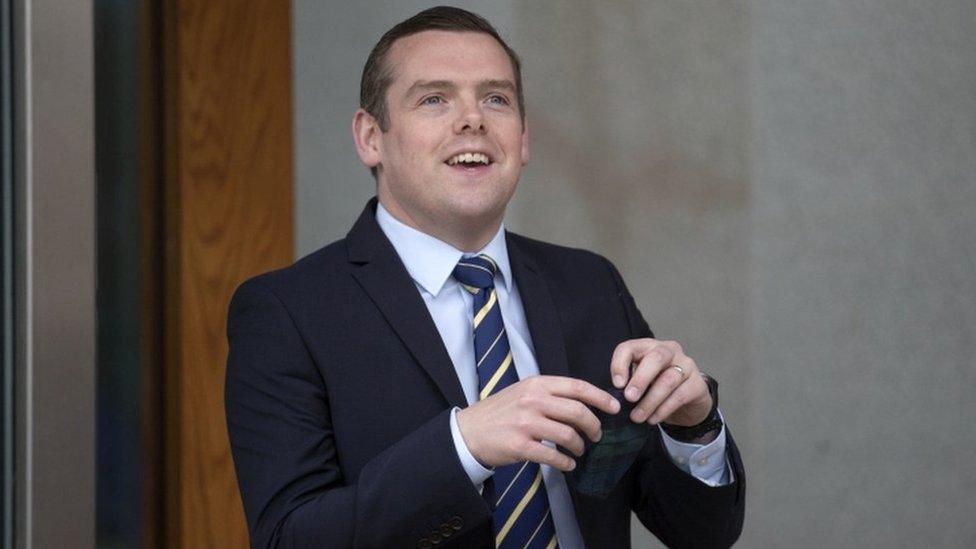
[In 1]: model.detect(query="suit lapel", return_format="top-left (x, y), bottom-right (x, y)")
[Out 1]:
top-left (346, 199), bottom-right (468, 409)
top-left (505, 233), bottom-right (570, 379)
top-left (508, 233), bottom-right (603, 539)
top-left (343, 204), bottom-right (579, 427)
top-left (348, 201), bottom-right (598, 539)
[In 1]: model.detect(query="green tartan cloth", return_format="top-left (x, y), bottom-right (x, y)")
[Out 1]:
top-left (568, 386), bottom-right (651, 499)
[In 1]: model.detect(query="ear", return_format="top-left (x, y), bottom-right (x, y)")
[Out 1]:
top-left (520, 115), bottom-right (530, 166)
top-left (352, 108), bottom-right (382, 168)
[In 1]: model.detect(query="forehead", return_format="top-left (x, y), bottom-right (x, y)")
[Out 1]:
top-left (385, 30), bottom-right (515, 91)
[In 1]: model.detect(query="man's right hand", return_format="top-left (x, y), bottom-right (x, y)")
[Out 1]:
top-left (455, 376), bottom-right (621, 472)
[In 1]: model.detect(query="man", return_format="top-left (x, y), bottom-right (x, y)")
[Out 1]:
top-left (226, 7), bottom-right (744, 548)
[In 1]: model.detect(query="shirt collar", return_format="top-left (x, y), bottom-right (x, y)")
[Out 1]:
top-left (375, 201), bottom-right (512, 297)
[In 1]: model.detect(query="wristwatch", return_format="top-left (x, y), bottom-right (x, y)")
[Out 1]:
top-left (660, 373), bottom-right (722, 443)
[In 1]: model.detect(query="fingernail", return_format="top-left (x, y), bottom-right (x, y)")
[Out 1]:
top-left (594, 430), bottom-right (603, 442)
top-left (612, 375), bottom-right (624, 388)
top-left (568, 460), bottom-right (576, 471)
top-left (625, 386), bottom-right (639, 401)
top-left (609, 398), bottom-right (620, 413)
top-left (630, 411), bottom-right (644, 423)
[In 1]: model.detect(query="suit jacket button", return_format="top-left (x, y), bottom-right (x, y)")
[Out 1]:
top-left (440, 524), bottom-right (453, 537)
top-left (450, 516), bottom-right (462, 530)
top-left (417, 539), bottom-right (431, 549)
top-left (429, 532), bottom-right (441, 544)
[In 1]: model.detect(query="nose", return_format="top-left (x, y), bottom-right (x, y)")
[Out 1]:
top-left (453, 99), bottom-right (486, 134)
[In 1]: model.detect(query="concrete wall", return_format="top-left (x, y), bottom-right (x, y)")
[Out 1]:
top-left (294, 1), bottom-right (976, 546)
top-left (749, 1), bottom-right (976, 546)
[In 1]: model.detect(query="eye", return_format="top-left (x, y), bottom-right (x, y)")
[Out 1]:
top-left (420, 95), bottom-right (444, 106)
top-left (486, 94), bottom-right (510, 106)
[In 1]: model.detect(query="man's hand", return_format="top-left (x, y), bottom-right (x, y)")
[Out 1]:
top-left (456, 376), bottom-right (620, 472)
top-left (609, 338), bottom-right (712, 427)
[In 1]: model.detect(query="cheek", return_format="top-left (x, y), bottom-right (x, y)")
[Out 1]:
top-left (400, 136), bottom-right (440, 166)
top-left (383, 139), bottom-right (417, 169)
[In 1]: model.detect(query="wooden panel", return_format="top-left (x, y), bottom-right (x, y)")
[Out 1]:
top-left (163, 1), bottom-right (293, 547)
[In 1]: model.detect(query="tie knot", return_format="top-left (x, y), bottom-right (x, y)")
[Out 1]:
top-left (452, 254), bottom-right (498, 291)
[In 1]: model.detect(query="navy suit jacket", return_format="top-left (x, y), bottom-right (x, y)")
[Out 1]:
top-left (225, 198), bottom-right (745, 548)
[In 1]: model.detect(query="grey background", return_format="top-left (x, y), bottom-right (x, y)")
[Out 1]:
top-left (294, 1), bottom-right (976, 546)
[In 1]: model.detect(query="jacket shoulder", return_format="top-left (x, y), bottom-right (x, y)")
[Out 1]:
top-left (506, 231), bottom-right (619, 282)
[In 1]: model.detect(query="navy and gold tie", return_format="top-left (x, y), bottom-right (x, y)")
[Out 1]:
top-left (453, 254), bottom-right (560, 549)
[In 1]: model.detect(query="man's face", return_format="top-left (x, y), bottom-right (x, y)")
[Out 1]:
top-left (359, 30), bottom-right (528, 241)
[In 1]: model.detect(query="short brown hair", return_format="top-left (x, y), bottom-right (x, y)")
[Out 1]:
top-left (359, 6), bottom-right (525, 132)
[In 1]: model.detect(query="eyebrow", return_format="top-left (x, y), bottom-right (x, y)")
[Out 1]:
top-left (479, 79), bottom-right (516, 95)
top-left (404, 79), bottom-right (517, 98)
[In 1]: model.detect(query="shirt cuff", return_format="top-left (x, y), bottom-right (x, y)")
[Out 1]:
top-left (658, 409), bottom-right (734, 486)
top-left (449, 406), bottom-right (494, 490)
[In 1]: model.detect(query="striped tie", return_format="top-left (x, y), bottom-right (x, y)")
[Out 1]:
top-left (453, 254), bottom-right (560, 549)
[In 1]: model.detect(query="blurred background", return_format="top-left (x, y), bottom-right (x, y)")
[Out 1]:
top-left (4, 0), bottom-right (974, 547)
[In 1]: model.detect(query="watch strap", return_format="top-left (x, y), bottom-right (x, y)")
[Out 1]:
top-left (660, 373), bottom-right (722, 443)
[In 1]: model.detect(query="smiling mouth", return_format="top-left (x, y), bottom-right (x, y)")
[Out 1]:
top-left (445, 152), bottom-right (492, 168)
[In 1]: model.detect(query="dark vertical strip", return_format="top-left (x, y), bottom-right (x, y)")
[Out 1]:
top-left (1, 0), bottom-right (14, 545)
top-left (95, 0), bottom-right (143, 546)
top-left (138, 1), bottom-right (163, 548)
top-left (159, 1), bottom-right (180, 545)
top-left (95, 0), bottom-right (165, 547)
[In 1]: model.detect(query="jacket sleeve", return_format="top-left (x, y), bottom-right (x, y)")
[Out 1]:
top-left (224, 279), bottom-right (491, 548)
top-left (602, 258), bottom-right (746, 548)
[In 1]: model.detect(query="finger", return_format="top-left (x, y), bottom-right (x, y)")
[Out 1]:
top-left (533, 418), bottom-right (587, 457)
top-left (657, 340), bottom-right (685, 356)
top-left (543, 376), bottom-right (620, 415)
top-left (648, 372), bottom-right (707, 425)
top-left (521, 439), bottom-right (576, 472)
top-left (624, 344), bottom-right (675, 403)
top-left (609, 338), bottom-right (658, 388)
top-left (630, 357), bottom-right (695, 423)
top-left (540, 396), bottom-right (603, 443)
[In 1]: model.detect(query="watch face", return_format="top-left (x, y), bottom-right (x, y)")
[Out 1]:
top-left (566, 386), bottom-right (650, 499)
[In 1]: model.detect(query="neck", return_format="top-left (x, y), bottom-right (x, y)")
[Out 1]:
top-left (377, 195), bottom-right (501, 253)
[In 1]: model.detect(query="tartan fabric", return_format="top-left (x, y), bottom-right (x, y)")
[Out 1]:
top-left (568, 386), bottom-right (651, 499)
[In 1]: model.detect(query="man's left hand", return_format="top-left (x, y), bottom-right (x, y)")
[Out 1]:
top-left (609, 338), bottom-right (712, 426)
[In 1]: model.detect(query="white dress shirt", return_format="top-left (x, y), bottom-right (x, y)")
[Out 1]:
top-left (375, 202), bottom-right (731, 549)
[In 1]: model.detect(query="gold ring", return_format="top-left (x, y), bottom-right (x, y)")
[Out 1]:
top-left (671, 364), bottom-right (685, 378)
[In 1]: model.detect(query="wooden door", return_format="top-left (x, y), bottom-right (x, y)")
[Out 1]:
top-left (162, 1), bottom-right (293, 546)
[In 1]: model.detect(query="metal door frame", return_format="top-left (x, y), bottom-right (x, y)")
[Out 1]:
top-left (10, 0), bottom-right (95, 546)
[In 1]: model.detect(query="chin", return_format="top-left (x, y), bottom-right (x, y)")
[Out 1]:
top-left (446, 193), bottom-right (508, 218)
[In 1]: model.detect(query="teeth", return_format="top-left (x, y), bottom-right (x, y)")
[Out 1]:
top-left (447, 152), bottom-right (490, 166)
